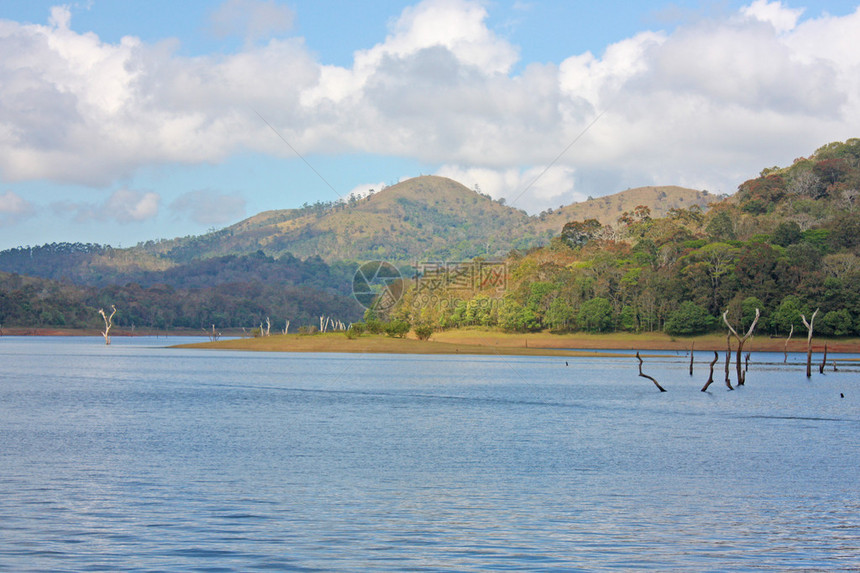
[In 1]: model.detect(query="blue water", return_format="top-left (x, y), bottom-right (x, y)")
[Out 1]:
top-left (1, 337), bottom-right (858, 571)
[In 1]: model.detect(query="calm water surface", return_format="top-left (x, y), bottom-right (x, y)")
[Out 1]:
top-left (1, 336), bottom-right (858, 571)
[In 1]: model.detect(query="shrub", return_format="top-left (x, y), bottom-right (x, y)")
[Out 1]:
top-left (383, 320), bottom-right (410, 338)
top-left (414, 324), bottom-right (434, 340)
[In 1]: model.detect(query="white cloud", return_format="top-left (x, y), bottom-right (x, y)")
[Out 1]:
top-left (59, 189), bottom-right (160, 223)
top-left (170, 189), bottom-right (246, 226)
top-left (741, 0), bottom-right (804, 34)
top-left (1, 0), bottom-right (860, 213)
top-left (435, 164), bottom-right (584, 212)
top-left (345, 181), bottom-right (387, 201)
top-left (209, 0), bottom-right (295, 43)
top-left (0, 190), bottom-right (35, 224)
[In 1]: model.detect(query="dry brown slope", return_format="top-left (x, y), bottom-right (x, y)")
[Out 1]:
top-left (532, 185), bottom-right (720, 234)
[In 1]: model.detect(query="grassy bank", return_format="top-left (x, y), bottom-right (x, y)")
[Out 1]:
top-left (174, 328), bottom-right (860, 356)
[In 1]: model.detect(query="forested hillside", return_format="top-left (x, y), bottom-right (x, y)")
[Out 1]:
top-left (0, 252), bottom-right (362, 332)
top-left (383, 139), bottom-right (860, 338)
top-left (0, 177), bottom-right (713, 284)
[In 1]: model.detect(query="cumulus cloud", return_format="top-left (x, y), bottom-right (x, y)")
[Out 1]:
top-left (742, 0), bottom-right (804, 33)
top-left (345, 181), bottom-right (387, 201)
top-left (170, 189), bottom-right (246, 225)
top-left (209, 0), bottom-right (295, 43)
top-left (436, 164), bottom-right (584, 212)
top-left (1, 0), bottom-right (860, 212)
top-left (0, 190), bottom-right (36, 224)
top-left (59, 189), bottom-right (160, 223)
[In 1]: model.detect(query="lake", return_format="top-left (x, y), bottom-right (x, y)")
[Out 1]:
top-left (1, 336), bottom-right (858, 571)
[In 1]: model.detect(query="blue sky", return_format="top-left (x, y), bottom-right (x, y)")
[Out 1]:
top-left (1, 0), bottom-right (860, 250)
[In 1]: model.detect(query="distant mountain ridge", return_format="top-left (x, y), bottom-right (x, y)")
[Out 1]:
top-left (0, 176), bottom-right (717, 284)
top-left (134, 176), bottom-right (717, 264)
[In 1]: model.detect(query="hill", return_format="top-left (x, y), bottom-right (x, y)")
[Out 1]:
top-left (532, 186), bottom-right (719, 232)
top-left (132, 176), bottom-right (712, 264)
top-left (136, 176), bottom-right (542, 263)
top-left (0, 176), bottom-right (713, 284)
top-left (383, 138), bottom-right (860, 340)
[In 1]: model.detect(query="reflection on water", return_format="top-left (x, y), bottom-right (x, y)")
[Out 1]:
top-left (1, 336), bottom-right (858, 571)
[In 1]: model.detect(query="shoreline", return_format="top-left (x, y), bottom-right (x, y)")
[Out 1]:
top-left (173, 329), bottom-right (860, 357)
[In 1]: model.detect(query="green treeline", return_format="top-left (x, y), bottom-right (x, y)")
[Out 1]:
top-left (385, 139), bottom-right (860, 338)
top-left (0, 252), bottom-right (363, 331)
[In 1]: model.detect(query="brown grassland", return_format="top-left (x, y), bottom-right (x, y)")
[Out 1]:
top-left (175, 328), bottom-right (860, 356)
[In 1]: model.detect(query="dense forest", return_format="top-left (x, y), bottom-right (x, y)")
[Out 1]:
top-left (381, 139), bottom-right (860, 338)
top-left (0, 252), bottom-right (363, 332)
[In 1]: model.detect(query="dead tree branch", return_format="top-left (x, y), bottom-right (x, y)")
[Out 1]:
top-left (701, 350), bottom-right (721, 392)
top-left (724, 333), bottom-right (733, 390)
top-left (784, 324), bottom-right (793, 363)
top-left (723, 308), bottom-right (760, 386)
top-left (819, 343), bottom-right (828, 375)
top-left (801, 309), bottom-right (819, 378)
top-left (636, 351), bottom-right (667, 392)
top-left (98, 305), bottom-right (117, 345)
top-left (689, 343), bottom-right (694, 376)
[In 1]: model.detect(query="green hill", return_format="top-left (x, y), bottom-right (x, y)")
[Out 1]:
top-left (133, 176), bottom-right (712, 265)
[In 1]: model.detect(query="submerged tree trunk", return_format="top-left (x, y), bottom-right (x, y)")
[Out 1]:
top-left (701, 350), bottom-right (721, 392)
top-left (723, 309), bottom-right (760, 386)
top-left (819, 344), bottom-right (828, 375)
top-left (784, 324), bottom-right (793, 363)
top-left (725, 333), bottom-right (733, 390)
top-left (689, 343), bottom-right (694, 376)
top-left (801, 309), bottom-right (819, 378)
top-left (636, 351), bottom-right (667, 392)
top-left (98, 305), bottom-right (117, 346)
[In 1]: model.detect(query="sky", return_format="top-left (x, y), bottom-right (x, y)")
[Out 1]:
top-left (1, 0), bottom-right (860, 250)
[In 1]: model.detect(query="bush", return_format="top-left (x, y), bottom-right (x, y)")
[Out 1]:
top-left (383, 320), bottom-right (410, 338)
top-left (414, 324), bottom-right (434, 340)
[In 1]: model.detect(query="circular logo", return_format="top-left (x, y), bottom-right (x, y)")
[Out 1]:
top-left (352, 261), bottom-right (404, 311)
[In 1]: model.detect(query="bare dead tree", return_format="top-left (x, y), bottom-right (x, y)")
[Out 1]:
top-left (636, 351), bottom-right (667, 392)
top-left (98, 305), bottom-right (117, 345)
top-left (819, 343), bottom-right (828, 375)
top-left (265, 317), bottom-right (271, 337)
top-left (745, 352), bottom-right (750, 373)
top-left (723, 308), bottom-right (760, 386)
top-left (283, 320), bottom-right (290, 335)
top-left (701, 350), bottom-right (721, 392)
top-left (724, 333), bottom-right (733, 390)
top-left (801, 309), bottom-right (819, 378)
top-left (784, 324), bottom-right (793, 363)
top-left (689, 342), bottom-right (694, 376)
top-left (204, 324), bottom-right (221, 342)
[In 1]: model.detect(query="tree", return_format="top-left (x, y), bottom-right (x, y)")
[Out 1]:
top-left (723, 308), bottom-right (760, 386)
top-left (561, 219), bottom-right (602, 248)
top-left (772, 295), bottom-right (805, 334)
top-left (706, 211), bottom-right (736, 241)
top-left (772, 221), bottom-right (802, 247)
top-left (664, 302), bottom-right (715, 336)
top-left (545, 297), bottom-right (574, 332)
top-left (801, 309), bottom-right (819, 378)
top-left (578, 297), bottom-right (614, 333)
top-left (98, 305), bottom-right (116, 345)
